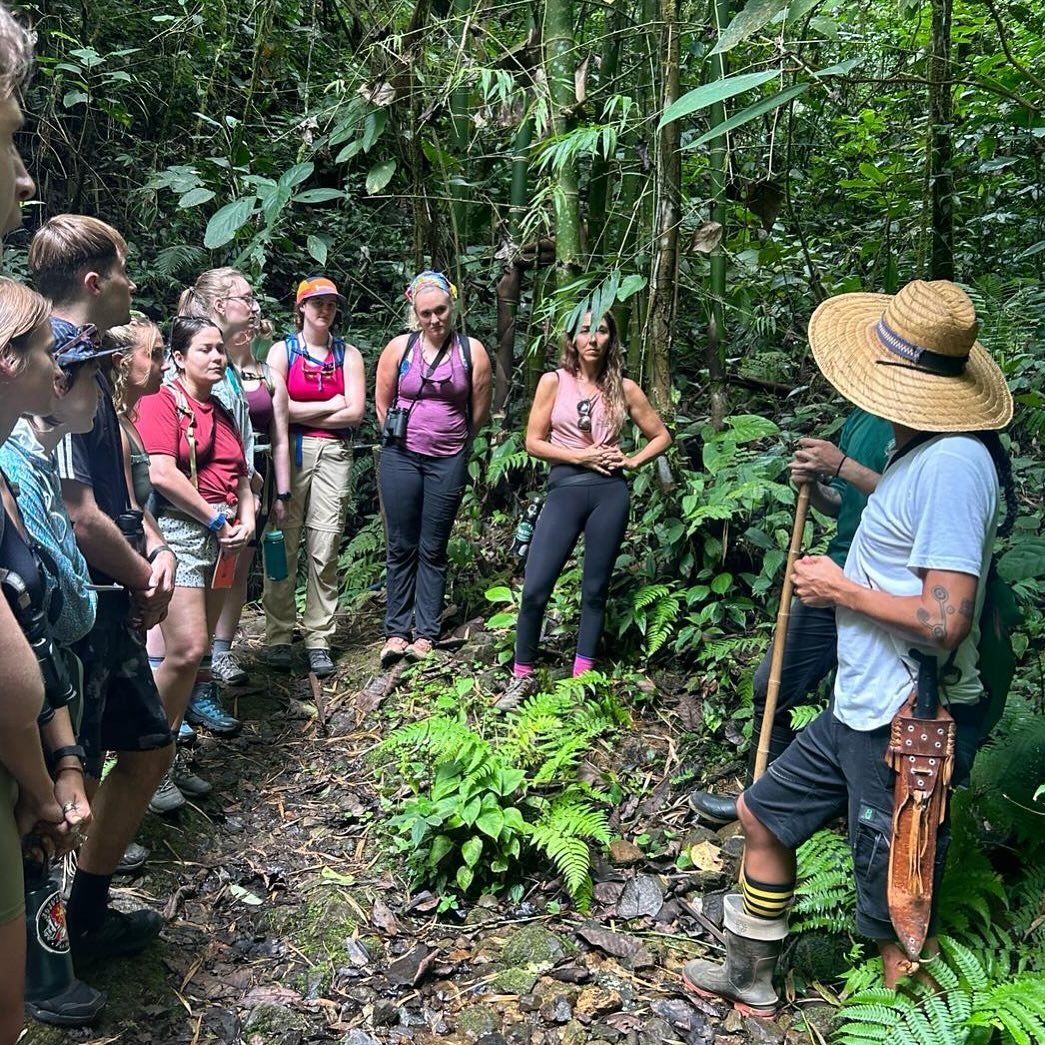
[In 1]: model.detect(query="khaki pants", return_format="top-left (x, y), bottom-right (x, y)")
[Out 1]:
top-left (263, 435), bottom-right (352, 648)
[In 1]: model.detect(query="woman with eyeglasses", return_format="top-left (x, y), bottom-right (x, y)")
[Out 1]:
top-left (174, 268), bottom-right (262, 732)
top-left (209, 316), bottom-right (291, 685)
top-left (496, 311), bottom-right (670, 710)
top-left (261, 277), bottom-right (364, 678)
top-left (135, 316), bottom-right (252, 802)
top-left (374, 271), bottom-right (492, 667)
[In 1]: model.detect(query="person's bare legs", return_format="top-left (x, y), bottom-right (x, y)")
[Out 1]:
top-left (737, 794), bottom-right (797, 886)
top-left (212, 550), bottom-right (252, 657)
top-left (153, 585), bottom-right (209, 727)
top-left (76, 746), bottom-right (170, 876)
top-left (0, 915), bottom-right (26, 1045)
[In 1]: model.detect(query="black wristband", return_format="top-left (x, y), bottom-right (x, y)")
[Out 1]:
top-left (147, 544), bottom-right (175, 563)
top-left (51, 744), bottom-right (86, 767)
top-left (833, 454), bottom-right (848, 479)
top-left (275, 491), bottom-right (291, 502)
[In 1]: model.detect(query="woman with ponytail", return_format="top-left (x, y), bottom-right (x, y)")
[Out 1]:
top-left (496, 311), bottom-right (670, 710)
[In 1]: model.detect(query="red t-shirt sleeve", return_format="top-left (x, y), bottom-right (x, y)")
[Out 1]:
top-left (136, 388), bottom-right (181, 458)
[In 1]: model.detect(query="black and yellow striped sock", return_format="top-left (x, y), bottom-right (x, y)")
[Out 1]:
top-left (740, 866), bottom-right (794, 920)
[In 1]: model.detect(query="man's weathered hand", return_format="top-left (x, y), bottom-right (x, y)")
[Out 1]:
top-left (790, 437), bottom-right (844, 486)
top-left (792, 554), bottom-right (850, 608)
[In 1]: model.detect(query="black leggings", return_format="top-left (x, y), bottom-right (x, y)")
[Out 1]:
top-left (514, 469), bottom-right (630, 667)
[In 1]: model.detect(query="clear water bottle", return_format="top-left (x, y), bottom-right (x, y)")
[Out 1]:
top-left (511, 497), bottom-right (542, 559)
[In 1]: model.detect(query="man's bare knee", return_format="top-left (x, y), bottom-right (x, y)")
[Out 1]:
top-left (109, 745), bottom-right (173, 788)
top-left (737, 794), bottom-right (772, 843)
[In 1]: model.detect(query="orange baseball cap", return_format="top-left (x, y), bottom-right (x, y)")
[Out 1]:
top-left (296, 276), bottom-right (346, 306)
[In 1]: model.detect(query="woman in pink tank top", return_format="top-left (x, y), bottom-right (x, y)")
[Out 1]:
top-left (495, 310), bottom-right (671, 710)
top-left (374, 271), bottom-right (492, 667)
top-left (262, 277), bottom-right (365, 678)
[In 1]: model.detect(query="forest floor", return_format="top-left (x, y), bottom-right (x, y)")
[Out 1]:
top-left (22, 606), bottom-right (839, 1045)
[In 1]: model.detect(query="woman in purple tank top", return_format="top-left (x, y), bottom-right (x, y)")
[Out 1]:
top-left (374, 271), bottom-right (492, 667)
top-left (495, 310), bottom-right (670, 711)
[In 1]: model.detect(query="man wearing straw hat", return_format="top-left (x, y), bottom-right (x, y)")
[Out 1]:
top-left (683, 279), bottom-right (1014, 1014)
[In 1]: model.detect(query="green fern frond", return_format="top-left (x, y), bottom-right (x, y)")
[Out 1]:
top-left (632, 583), bottom-right (671, 610)
top-left (794, 829), bottom-right (856, 934)
top-left (646, 594), bottom-right (681, 656)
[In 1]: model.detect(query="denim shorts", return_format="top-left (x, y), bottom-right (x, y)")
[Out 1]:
top-left (742, 702), bottom-right (981, 941)
top-left (75, 622), bottom-right (174, 778)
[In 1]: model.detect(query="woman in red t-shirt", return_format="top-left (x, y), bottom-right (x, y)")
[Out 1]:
top-left (136, 317), bottom-right (253, 768)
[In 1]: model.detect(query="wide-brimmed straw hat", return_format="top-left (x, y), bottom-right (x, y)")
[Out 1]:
top-left (807, 279), bottom-right (1013, 432)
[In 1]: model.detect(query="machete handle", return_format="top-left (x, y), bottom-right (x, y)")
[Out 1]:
top-left (908, 649), bottom-right (940, 719)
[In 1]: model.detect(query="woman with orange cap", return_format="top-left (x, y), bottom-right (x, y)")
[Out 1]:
top-left (261, 277), bottom-right (364, 677)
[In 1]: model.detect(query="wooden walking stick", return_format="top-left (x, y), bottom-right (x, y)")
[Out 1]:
top-left (753, 482), bottom-right (811, 781)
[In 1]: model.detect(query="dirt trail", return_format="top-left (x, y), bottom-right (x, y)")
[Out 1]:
top-left (23, 612), bottom-right (831, 1045)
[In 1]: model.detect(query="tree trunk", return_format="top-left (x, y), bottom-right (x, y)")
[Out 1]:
top-left (586, 6), bottom-right (623, 264)
top-left (706, 0), bottom-right (731, 430)
top-left (494, 116), bottom-right (535, 413)
top-left (544, 0), bottom-right (581, 282)
top-left (642, 0), bottom-right (680, 416)
top-left (448, 0), bottom-right (472, 261)
top-left (927, 0), bottom-right (954, 280)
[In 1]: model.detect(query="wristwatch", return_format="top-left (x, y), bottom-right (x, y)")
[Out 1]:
top-left (51, 744), bottom-right (86, 770)
top-left (147, 544), bottom-right (175, 563)
top-left (207, 514), bottom-right (227, 532)
top-left (275, 492), bottom-right (292, 502)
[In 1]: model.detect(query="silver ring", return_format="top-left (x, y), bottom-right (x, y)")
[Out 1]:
top-left (62, 801), bottom-right (77, 812)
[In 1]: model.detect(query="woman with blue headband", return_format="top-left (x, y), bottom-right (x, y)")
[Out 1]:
top-left (374, 271), bottom-right (492, 666)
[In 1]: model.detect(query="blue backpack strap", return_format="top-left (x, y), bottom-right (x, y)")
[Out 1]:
top-left (285, 333), bottom-right (301, 369)
top-left (332, 336), bottom-right (346, 369)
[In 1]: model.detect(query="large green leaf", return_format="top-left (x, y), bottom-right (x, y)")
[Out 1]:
top-left (365, 159), bottom-right (396, 195)
top-left (686, 82), bottom-right (808, 149)
top-left (461, 836), bottom-right (483, 868)
top-left (293, 188), bottom-right (345, 204)
top-left (306, 235), bottom-right (329, 267)
top-left (178, 187), bottom-right (215, 208)
top-left (712, 0), bottom-right (791, 55)
top-left (203, 195), bottom-right (257, 249)
top-left (658, 70), bottom-right (779, 129)
top-left (997, 538), bottom-right (1045, 583)
top-left (279, 162), bottom-right (315, 190)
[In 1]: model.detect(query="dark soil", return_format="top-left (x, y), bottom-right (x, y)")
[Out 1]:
top-left (23, 609), bottom-right (835, 1045)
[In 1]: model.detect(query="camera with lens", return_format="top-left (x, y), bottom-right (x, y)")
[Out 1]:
top-left (0, 569), bottom-right (76, 712)
top-left (382, 406), bottom-right (409, 446)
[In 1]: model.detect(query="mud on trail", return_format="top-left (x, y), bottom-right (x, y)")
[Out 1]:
top-left (25, 610), bottom-right (833, 1045)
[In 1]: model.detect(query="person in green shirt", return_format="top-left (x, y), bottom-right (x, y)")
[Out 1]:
top-left (689, 408), bottom-right (892, 824)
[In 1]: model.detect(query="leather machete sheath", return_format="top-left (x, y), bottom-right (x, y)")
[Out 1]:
top-left (885, 688), bottom-right (955, 961)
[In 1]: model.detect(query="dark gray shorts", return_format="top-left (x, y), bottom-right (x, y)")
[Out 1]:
top-left (742, 702), bottom-right (981, 941)
top-left (75, 622), bottom-right (174, 778)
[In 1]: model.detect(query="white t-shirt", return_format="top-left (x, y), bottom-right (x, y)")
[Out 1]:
top-left (833, 434), bottom-right (999, 731)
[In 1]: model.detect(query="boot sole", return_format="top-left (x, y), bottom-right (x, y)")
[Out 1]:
top-left (682, 972), bottom-right (778, 1018)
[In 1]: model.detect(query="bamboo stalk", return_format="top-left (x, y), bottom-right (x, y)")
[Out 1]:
top-left (753, 482), bottom-right (811, 780)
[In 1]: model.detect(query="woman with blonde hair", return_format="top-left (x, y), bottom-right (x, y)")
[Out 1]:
top-left (373, 271), bottom-right (492, 667)
top-left (262, 276), bottom-right (363, 677)
top-left (497, 310), bottom-right (670, 710)
top-left (170, 267), bottom-right (266, 732)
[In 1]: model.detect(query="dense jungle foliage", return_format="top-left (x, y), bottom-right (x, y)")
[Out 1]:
top-left (13, 0), bottom-right (1045, 1038)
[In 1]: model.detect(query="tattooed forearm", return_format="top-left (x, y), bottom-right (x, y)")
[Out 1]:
top-left (914, 584), bottom-right (970, 646)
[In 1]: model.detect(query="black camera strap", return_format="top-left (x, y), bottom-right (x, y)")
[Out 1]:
top-left (394, 332), bottom-right (454, 419)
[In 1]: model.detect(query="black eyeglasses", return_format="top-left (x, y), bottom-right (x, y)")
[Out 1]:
top-left (577, 398), bottom-right (593, 433)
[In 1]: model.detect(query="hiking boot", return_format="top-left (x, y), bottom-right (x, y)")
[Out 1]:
top-left (263, 644), bottom-right (293, 672)
top-left (688, 789), bottom-right (739, 826)
top-left (211, 652), bottom-right (249, 686)
top-left (380, 636), bottom-right (409, 668)
top-left (148, 770), bottom-right (185, 815)
top-left (186, 683), bottom-right (241, 736)
top-left (114, 841), bottom-right (148, 877)
top-left (493, 675), bottom-right (535, 712)
top-left (176, 720), bottom-right (196, 748)
top-left (682, 893), bottom-right (788, 1017)
top-left (70, 908), bottom-right (163, 971)
top-left (171, 752), bottom-right (212, 797)
top-left (25, 978), bottom-right (106, 1027)
top-left (307, 648), bottom-right (335, 678)
top-left (404, 637), bottom-right (434, 663)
